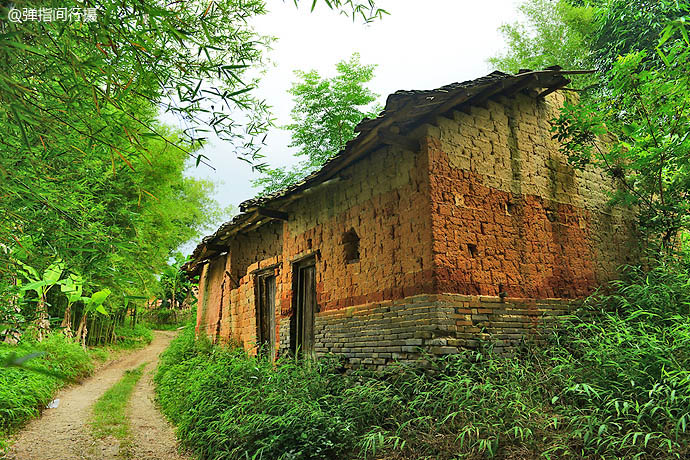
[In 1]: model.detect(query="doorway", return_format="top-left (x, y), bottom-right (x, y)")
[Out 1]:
top-left (255, 270), bottom-right (276, 357)
top-left (291, 256), bottom-right (316, 358)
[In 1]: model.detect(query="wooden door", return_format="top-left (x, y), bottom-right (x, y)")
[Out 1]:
top-left (255, 272), bottom-right (276, 357)
top-left (292, 257), bottom-right (316, 358)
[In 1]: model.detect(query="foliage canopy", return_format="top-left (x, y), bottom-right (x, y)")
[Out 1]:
top-left (252, 53), bottom-right (381, 195)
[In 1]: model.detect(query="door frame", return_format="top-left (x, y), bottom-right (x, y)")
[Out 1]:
top-left (254, 268), bottom-right (277, 358)
top-left (290, 255), bottom-right (317, 358)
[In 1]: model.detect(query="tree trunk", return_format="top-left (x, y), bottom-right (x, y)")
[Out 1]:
top-left (35, 293), bottom-right (50, 342)
top-left (75, 313), bottom-right (88, 348)
top-left (61, 303), bottom-right (73, 338)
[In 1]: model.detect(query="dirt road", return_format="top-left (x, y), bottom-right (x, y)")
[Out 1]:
top-left (6, 330), bottom-right (189, 460)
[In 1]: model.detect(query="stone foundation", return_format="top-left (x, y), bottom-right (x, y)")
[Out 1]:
top-left (278, 293), bottom-right (572, 368)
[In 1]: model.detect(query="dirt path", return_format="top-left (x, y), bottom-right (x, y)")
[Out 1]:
top-left (6, 330), bottom-right (190, 460)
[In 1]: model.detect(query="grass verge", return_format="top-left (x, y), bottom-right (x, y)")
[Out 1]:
top-left (91, 363), bottom-right (147, 458)
top-left (0, 323), bottom-right (153, 455)
top-left (85, 324), bottom-right (154, 365)
top-left (112, 324), bottom-right (154, 350)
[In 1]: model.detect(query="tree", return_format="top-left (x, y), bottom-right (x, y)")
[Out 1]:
top-left (0, 0), bottom-right (387, 341)
top-left (252, 53), bottom-right (381, 195)
top-left (151, 253), bottom-right (197, 325)
top-left (489, 0), bottom-right (598, 84)
top-left (591, 0), bottom-right (690, 72)
top-left (0, 0), bottom-right (386, 164)
top-left (0, 116), bottom-right (227, 342)
top-left (552, 14), bottom-right (690, 250)
top-left (489, 0), bottom-right (689, 94)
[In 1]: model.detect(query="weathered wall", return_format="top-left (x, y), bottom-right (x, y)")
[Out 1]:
top-left (276, 141), bottom-right (434, 317)
top-left (278, 293), bottom-right (571, 368)
top-left (223, 258), bottom-right (282, 351)
top-left (197, 140), bottom-right (434, 352)
top-left (196, 89), bottom-right (636, 361)
top-left (195, 254), bottom-right (230, 339)
top-left (229, 221), bottom-right (283, 283)
top-left (195, 223), bottom-right (283, 350)
top-left (425, 92), bottom-right (634, 299)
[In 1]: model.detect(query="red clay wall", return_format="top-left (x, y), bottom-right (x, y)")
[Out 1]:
top-left (424, 92), bottom-right (635, 299)
top-left (195, 254), bottom-right (229, 339)
top-left (196, 222), bottom-right (283, 349)
top-left (196, 90), bottom-right (635, 358)
top-left (275, 141), bottom-right (434, 318)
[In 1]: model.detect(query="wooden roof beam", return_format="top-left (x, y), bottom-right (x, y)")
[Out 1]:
top-left (378, 129), bottom-right (420, 151)
top-left (257, 207), bottom-right (289, 221)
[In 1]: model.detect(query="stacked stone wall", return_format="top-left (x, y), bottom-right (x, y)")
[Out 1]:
top-left (278, 293), bottom-right (571, 368)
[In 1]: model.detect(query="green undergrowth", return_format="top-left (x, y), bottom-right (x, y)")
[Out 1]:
top-left (88, 324), bottom-right (154, 364)
top-left (0, 333), bottom-right (94, 454)
top-left (91, 363), bottom-right (147, 457)
top-left (141, 307), bottom-right (194, 331)
top-left (155, 261), bottom-right (690, 460)
top-left (112, 323), bottom-right (153, 350)
top-left (0, 323), bottom-right (153, 454)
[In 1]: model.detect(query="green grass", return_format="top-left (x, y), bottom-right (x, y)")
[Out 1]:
top-left (141, 308), bottom-right (193, 331)
top-left (88, 347), bottom-right (112, 364)
top-left (0, 333), bottom-right (95, 454)
top-left (112, 324), bottom-right (153, 350)
top-left (155, 260), bottom-right (690, 460)
top-left (83, 324), bottom-right (154, 365)
top-left (91, 363), bottom-right (147, 458)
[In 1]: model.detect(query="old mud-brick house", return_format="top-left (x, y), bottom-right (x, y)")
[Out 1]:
top-left (184, 68), bottom-right (634, 367)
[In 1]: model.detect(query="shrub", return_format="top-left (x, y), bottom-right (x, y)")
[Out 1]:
top-left (113, 323), bottom-right (153, 349)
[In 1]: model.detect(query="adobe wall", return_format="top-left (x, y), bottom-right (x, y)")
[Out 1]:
top-left (196, 222), bottom-right (283, 349)
top-left (196, 89), bottom-right (635, 361)
top-left (424, 91), bottom-right (635, 299)
top-left (275, 140), bottom-right (434, 318)
top-left (195, 254), bottom-right (229, 339)
top-left (228, 221), bottom-right (283, 283)
top-left (197, 140), bottom-right (434, 352)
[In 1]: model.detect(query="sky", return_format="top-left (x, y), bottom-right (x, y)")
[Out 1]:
top-left (177, 0), bottom-right (522, 251)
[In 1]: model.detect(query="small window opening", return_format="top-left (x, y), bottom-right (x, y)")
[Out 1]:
top-left (342, 228), bottom-right (360, 263)
top-left (307, 238), bottom-right (312, 250)
top-left (545, 208), bottom-right (558, 223)
top-left (506, 201), bottom-right (515, 215)
top-left (467, 243), bottom-right (478, 258)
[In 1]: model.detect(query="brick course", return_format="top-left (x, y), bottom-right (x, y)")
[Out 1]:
top-left (276, 293), bottom-right (571, 368)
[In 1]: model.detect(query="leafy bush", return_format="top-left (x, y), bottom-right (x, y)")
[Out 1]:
top-left (141, 308), bottom-right (193, 331)
top-left (156, 260), bottom-right (690, 459)
top-left (0, 333), bottom-right (94, 448)
top-left (113, 323), bottom-right (154, 350)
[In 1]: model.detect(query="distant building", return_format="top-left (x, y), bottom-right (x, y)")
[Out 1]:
top-left (184, 68), bottom-right (635, 368)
